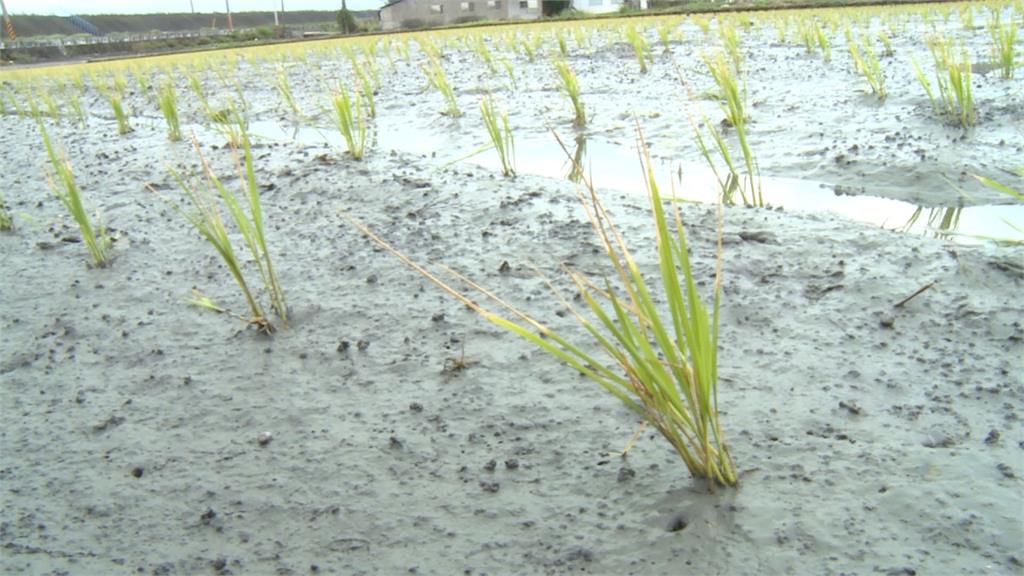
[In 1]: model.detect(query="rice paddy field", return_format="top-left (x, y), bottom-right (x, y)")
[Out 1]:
top-left (1, 1), bottom-right (1022, 574)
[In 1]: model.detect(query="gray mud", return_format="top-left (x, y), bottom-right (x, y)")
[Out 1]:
top-left (2, 5), bottom-right (1023, 575)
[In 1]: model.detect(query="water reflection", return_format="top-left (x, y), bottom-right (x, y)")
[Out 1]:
top-left (242, 119), bottom-right (1023, 245)
top-left (903, 206), bottom-right (963, 240)
top-left (567, 134), bottom-right (586, 183)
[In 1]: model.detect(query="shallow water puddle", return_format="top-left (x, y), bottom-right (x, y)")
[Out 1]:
top-left (247, 120), bottom-right (1023, 244)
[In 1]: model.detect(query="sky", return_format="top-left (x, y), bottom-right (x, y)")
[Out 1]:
top-left (3, 0), bottom-right (384, 16)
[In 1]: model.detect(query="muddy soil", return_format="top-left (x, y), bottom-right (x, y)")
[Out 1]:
top-left (2, 5), bottom-right (1023, 575)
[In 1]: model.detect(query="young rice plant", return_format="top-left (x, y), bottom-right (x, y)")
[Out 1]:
top-left (157, 79), bottom-right (182, 141)
top-left (554, 59), bottom-right (586, 127)
top-left (341, 125), bottom-right (738, 489)
top-left (912, 37), bottom-right (975, 127)
top-left (331, 85), bottom-right (368, 160)
top-left (39, 122), bottom-right (112, 267)
top-left (0, 193), bottom-right (13, 231)
top-left (155, 123), bottom-right (288, 333)
top-left (480, 95), bottom-right (516, 177)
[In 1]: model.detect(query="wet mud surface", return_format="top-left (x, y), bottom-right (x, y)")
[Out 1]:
top-left (2, 5), bottom-right (1023, 575)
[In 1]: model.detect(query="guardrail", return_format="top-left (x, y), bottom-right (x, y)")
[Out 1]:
top-left (1, 29), bottom-right (226, 49)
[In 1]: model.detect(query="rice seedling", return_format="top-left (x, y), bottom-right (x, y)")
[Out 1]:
top-left (155, 124), bottom-right (287, 333)
top-left (557, 32), bottom-right (569, 58)
top-left (692, 116), bottom-right (746, 206)
top-left (912, 37), bottom-right (975, 127)
top-left (499, 57), bottom-right (517, 91)
top-left (187, 71), bottom-right (214, 118)
top-left (877, 28), bottom-right (894, 57)
top-left (133, 68), bottom-right (154, 105)
top-left (274, 65), bottom-right (303, 120)
top-left (341, 125), bottom-right (738, 489)
top-left (815, 21), bottom-right (833, 62)
top-left (63, 85), bottom-right (87, 127)
top-left (99, 75), bottom-right (132, 135)
top-left (417, 37), bottom-right (443, 62)
top-left (988, 11), bottom-right (1018, 79)
top-left (772, 16), bottom-right (789, 43)
top-left (70, 71), bottom-right (85, 93)
top-left (847, 34), bottom-right (887, 98)
top-left (394, 37), bottom-right (411, 63)
top-left (39, 89), bottom-right (61, 121)
top-left (656, 20), bottom-right (675, 53)
top-left (470, 34), bottom-right (496, 73)
top-left (213, 65), bottom-right (250, 118)
top-left (520, 32), bottom-right (542, 62)
top-left (157, 79), bottom-right (182, 141)
top-left (799, 20), bottom-right (818, 54)
top-left (692, 15), bottom-right (711, 36)
top-left (719, 22), bottom-right (742, 71)
top-left (624, 25), bottom-right (651, 73)
top-left (352, 49), bottom-right (382, 91)
top-left (421, 56), bottom-right (461, 117)
top-left (16, 86), bottom-right (38, 119)
top-left (480, 95), bottom-right (515, 177)
top-left (573, 25), bottom-right (591, 53)
top-left (701, 53), bottom-right (761, 207)
top-left (354, 66), bottom-right (377, 119)
top-left (39, 122), bottom-right (111, 267)
top-left (961, 4), bottom-right (975, 30)
top-left (363, 39), bottom-right (380, 61)
top-left (0, 193), bottom-right (13, 232)
top-left (331, 85), bottom-right (367, 160)
top-left (554, 59), bottom-right (585, 127)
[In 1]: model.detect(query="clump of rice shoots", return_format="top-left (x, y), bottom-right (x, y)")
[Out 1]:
top-left (420, 56), bottom-right (461, 117)
top-left (157, 79), bottom-right (182, 141)
top-left (499, 57), bottom-right (517, 90)
top-left (656, 20), bottom-right (676, 53)
top-left (988, 11), bottom-right (1017, 79)
top-left (100, 73), bottom-right (132, 135)
top-left (701, 53), bottom-right (762, 207)
top-left (331, 85), bottom-right (368, 160)
top-left (520, 33), bottom-right (542, 62)
top-left (624, 25), bottom-right (651, 73)
top-left (719, 21), bottom-right (743, 71)
top-left (469, 34), bottom-right (496, 72)
top-left (154, 122), bottom-right (287, 333)
top-left (354, 66), bottom-right (377, 118)
top-left (554, 59), bottom-right (585, 127)
top-left (847, 34), bottom-right (886, 98)
top-left (39, 90), bottom-right (61, 121)
top-left (39, 122), bottom-right (112, 267)
top-left (63, 84), bottom-right (88, 127)
top-left (274, 65), bottom-right (303, 120)
top-left (912, 36), bottom-right (975, 127)
top-left (0, 193), bottom-right (13, 231)
top-left (341, 125), bottom-right (738, 489)
top-left (480, 95), bottom-right (515, 177)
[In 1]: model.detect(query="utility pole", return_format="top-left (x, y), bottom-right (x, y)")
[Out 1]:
top-left (0, 0), bottom-right (16, 42)
top-left (225, 0), bottom-right (233, 31)
top-left (189, 0), bottom-right (194, 13)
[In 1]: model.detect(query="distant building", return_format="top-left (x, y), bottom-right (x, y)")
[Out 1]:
top-left (570, 0), bottom-right (645, 14)
top-left (379, 0), bottom-right (542, 31)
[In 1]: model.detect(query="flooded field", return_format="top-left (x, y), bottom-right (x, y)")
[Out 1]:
top-left (1, 1), bottom-right (1022, 574)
